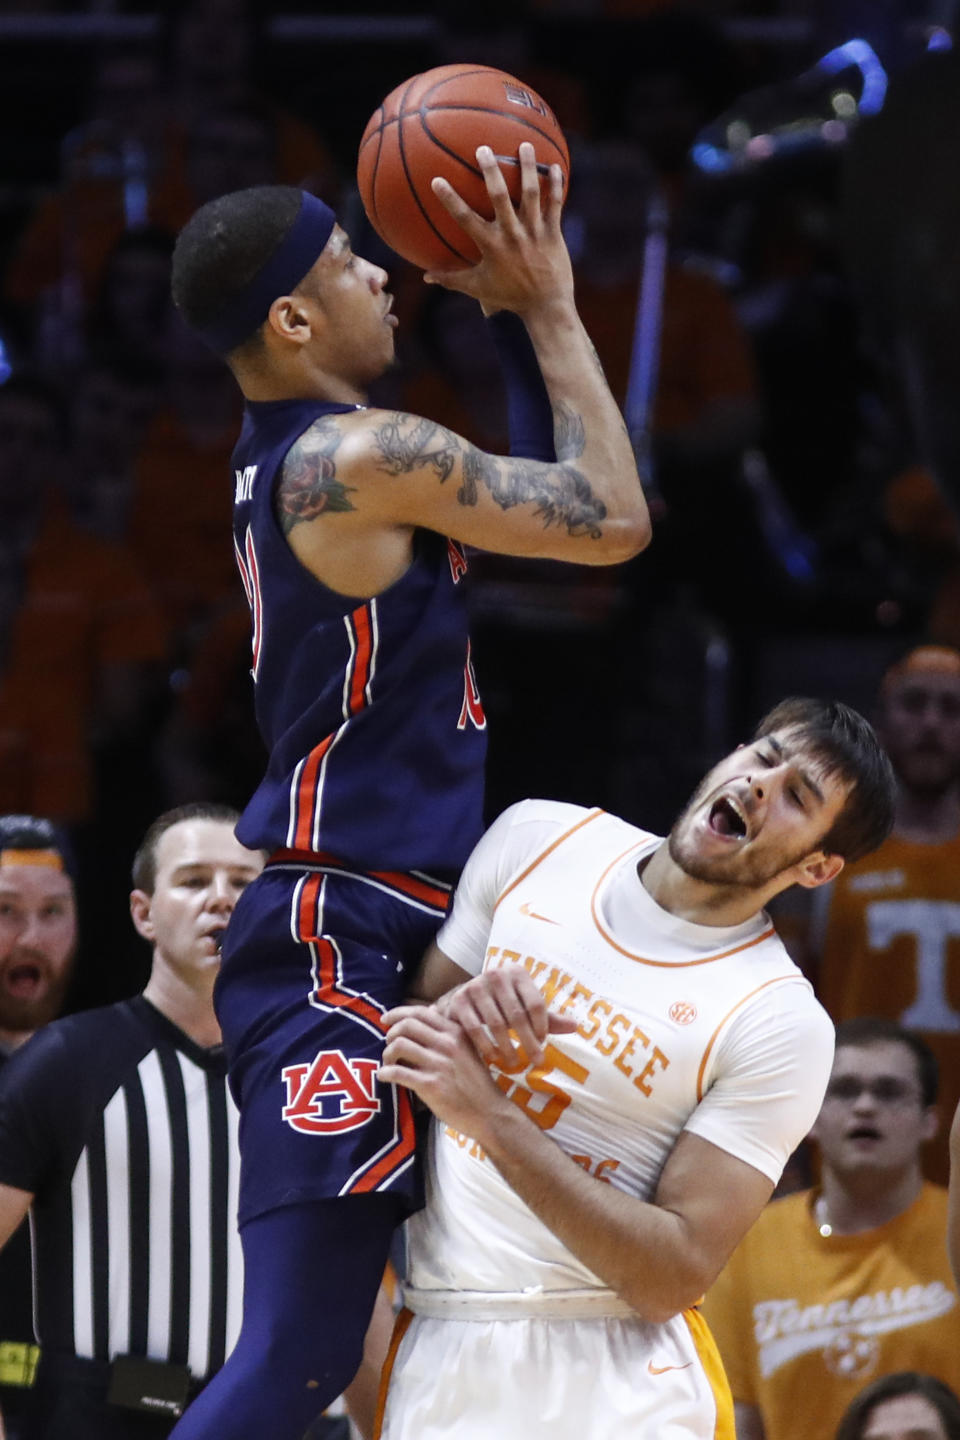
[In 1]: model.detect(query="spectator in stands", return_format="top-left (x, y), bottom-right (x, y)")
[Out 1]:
top-left (0, 375), bottom-right (169, 824)
top-left (0, 816), bottom-right (78, 1440)
top-left (803, 643), bottom-right (960, 1184)
top-left (703, 1018), bottom-right (960, 1440)
top-left (67, 359), bottom-right (160, 544)
top-left (126, 318), bottom-right (242, 638)
top-left (835, 1372), bottom-right (960, 1440)
top-left (85, 227), bottom-right (176, 375)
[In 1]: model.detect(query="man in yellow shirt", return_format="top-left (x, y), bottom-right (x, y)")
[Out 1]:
top-left (703, 1017), bottom-right (960, 1440)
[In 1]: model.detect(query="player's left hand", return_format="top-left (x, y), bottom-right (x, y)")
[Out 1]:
top-left (379, 1005), bottom-right (506, 1141)
top-left (385, 965), bottom-right (577, 1069)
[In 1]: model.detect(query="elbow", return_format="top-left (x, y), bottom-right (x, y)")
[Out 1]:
top-left (620, 1262), bottom-right (712, 1325)
top-left (592, 511), bottom-right (652, 566)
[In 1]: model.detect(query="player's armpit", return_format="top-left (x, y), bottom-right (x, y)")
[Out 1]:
top-left (0, 1182), bottom-right (33, 1251)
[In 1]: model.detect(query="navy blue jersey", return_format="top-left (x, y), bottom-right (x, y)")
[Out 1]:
top-left (230, 398), bottom-right (487, 872)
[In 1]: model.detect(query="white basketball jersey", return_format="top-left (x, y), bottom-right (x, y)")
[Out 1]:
top-left (406, 800), bottom-right (834, 1296)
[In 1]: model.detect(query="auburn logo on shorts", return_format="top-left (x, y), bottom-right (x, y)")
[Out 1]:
top-left (281, 1049), bottom-right (381, 1134)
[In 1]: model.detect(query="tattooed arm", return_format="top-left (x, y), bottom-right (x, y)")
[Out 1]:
top-left (276, 394), bottom-right (639, 597)
top-left (276, 146), bottom-right (649, 596)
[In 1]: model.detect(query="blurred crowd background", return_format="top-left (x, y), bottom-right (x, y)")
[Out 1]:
top-left (0, 0), bottom-right (955, 1009)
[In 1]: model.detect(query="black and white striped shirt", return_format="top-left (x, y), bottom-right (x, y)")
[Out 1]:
top-left (0, 996), bottom-right (243, 1380)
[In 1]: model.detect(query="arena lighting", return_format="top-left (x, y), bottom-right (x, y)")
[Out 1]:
top-left (927, 26), bottom-right (953, 50)
top-left (815, 39), bottom-right (887, 116)
top-left (690, 38), bottom-right (888, 175)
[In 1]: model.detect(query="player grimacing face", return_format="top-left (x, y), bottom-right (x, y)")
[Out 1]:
top-left (130, 819), bottom-right (263, 977)
top-left (667, 728), bottom-right (851, 891)
top-left (0, 865), bottom-right (77, 1037)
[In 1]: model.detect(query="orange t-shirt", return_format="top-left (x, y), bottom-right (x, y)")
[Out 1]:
top-left (815, 831), bottom-right (960, 1183)
top-left (703, 1184), bottom-right (960, 1440)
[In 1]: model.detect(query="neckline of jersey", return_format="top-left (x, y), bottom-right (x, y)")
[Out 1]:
top-left (590, 835), bottom-right (774, 966)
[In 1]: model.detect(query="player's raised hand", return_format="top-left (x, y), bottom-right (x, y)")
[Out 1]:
top-left (424, 143), bottom-right (573, 317)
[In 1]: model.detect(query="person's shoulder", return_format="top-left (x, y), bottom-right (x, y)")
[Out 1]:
top-left (499, 798), bottom-right (597, 829)
top-left (1, 999), bottom-right (148, 1083)
top-left (752, 961), bottom-right (835, 1044)
top-left (488, 798), bottom-right (605, 849)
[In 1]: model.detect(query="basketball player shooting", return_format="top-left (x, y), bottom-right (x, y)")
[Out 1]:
top-left (167, 131), bottom-right (649, 1440)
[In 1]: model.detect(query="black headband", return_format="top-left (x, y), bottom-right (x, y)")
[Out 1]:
top-left (199, 191), bottom-right (337, 354)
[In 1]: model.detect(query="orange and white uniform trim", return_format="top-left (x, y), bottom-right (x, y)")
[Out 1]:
top-left (378, 800), bottom-right (835, 1439)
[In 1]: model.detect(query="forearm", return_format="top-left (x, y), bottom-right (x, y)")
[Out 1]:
top-left (475, 1098), bottom-right (707, 1322)
top-left (522, 297), bottom-right (649, 553)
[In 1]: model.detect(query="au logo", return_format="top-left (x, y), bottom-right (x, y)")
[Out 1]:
top-left (281, 1049), bottom-right (381, 1134)
top-left (669, 1001), bottom-right (697, 1026)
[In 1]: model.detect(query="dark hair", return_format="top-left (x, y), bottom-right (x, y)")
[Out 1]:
top-left (834, 1016), bottom-right (939, 1108)
top-left (132, 802), bottom-right (241, 893)
top-left (753, 698), bottom-right (896, 863)
top-left (0, 814), bottom-right (77, 882)
top-left (170, 185), bottom-right (303, 350)
top-left (835, 1371), bottom-right (960, 1440)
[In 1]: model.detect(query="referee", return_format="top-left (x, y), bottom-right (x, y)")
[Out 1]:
top-left (0, 803), bottom-right (262, 1439)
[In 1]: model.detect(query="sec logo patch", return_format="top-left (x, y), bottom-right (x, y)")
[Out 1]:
top-left (669, 1001), bottom-right (697, 1026)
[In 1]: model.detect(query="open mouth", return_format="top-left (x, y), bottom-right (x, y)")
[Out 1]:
top-left (847, 1125), bottom-right (881, 1141)
top-left (708, 797), bottom-right (748, 839)
top-left (4, 963), bottom-right (43, 997)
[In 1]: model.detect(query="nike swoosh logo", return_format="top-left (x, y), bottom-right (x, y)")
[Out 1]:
top-left (648, 1361), bottom-right (693, 1376)
top-left (519, 901), bottom-right (560, 925)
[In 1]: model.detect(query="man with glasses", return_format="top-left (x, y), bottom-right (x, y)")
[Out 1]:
top-left (703, 1016), bottom-right (960, 1440)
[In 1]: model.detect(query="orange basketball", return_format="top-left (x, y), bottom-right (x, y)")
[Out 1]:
top-left (357, 63), bottom-right (570, 272)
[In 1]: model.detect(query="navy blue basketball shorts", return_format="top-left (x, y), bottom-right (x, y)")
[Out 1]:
top-left (215, 855), bottom-right (452, 1228)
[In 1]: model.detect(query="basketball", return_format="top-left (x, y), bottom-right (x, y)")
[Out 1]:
top-left (357, 63), bottom-right (570, 272)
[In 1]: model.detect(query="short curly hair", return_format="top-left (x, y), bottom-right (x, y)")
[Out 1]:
top-left (171, 185), bottom-right (303, 350)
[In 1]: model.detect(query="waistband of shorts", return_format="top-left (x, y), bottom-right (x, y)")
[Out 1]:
top-left (401, 1285), bottom-right (636, 1321)
top-left (266, 849), bottom-right (456, 911)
